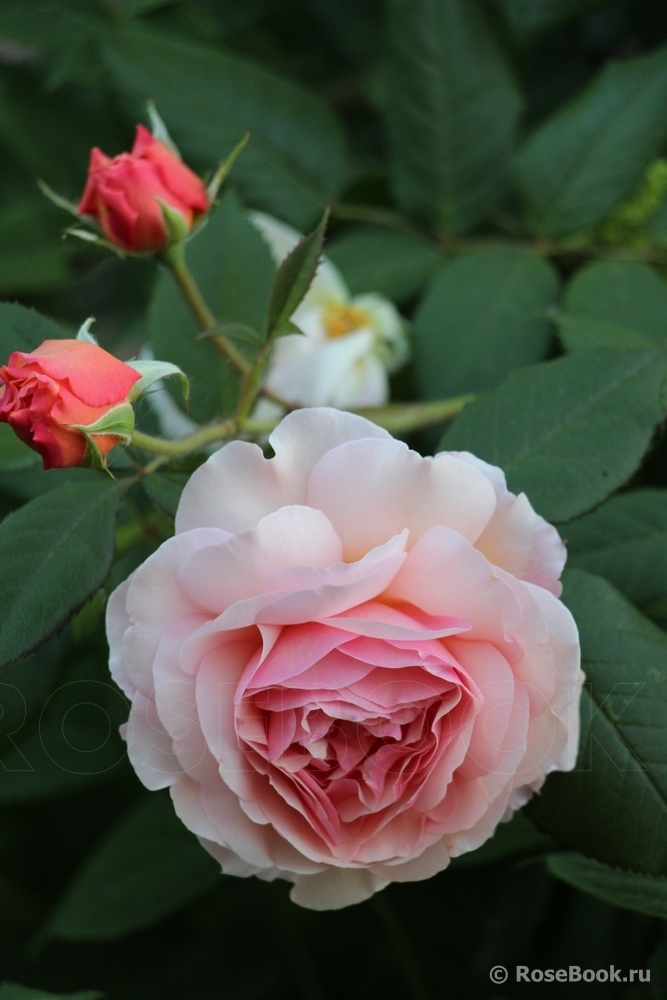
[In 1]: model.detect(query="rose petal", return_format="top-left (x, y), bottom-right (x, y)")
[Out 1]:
top-left (450, 451), bottom-right (566, 595)
top-left (290, 867), bottom-right (389, 910)
top-left (386, 526), bottom-right (523, 658)
top-left (306, 438), bottom-right (497, 561)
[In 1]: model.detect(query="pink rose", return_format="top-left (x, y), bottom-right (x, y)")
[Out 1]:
top-left (107, 408), bottom-right (582, 910)
top-left (78, 125), bottom-right (209, 253)
top-left (0, 339), bottom-right (141, 469)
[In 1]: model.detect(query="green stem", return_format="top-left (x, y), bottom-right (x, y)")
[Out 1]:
top-left (332, 201), bottom-right (667, 265)
top-left (131, 395), bottom-right (474, 463)
top-left (131, 421), bottom-right (241, 457)
top-left (161, 242), bottom-right (292, 412)
top-left (372, 894), bottom-right (434, 1000)
top-left (330, 200), bottom-right (427, 237)
top-left (161, 244), bottom-right (250, 376)
top-left (352, 394), bottom-right (474, 432)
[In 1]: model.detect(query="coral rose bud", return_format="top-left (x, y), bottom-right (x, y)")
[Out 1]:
top-left (78, 125), bottom-right (209, 253)
top-left (0, 339), bottom-right (141, 469)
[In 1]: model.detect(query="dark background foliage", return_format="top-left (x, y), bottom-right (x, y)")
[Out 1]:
top-left (1, 1), bottom-right (667, 997)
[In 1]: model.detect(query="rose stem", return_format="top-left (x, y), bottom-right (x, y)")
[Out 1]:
top-left (130, 393), bottom-right (475, 462)
top-left (161, 243), bottom-right (250, 376)
top-left (353, 395), bottom-right (474, 433)
top-left (161, 242), bottom-right (291, 413)
top-left (372, 894), bottom-right (435, 1000)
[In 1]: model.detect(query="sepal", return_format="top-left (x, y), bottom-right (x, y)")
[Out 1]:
top-left (65, 226), bottom-right (127, 258)
top-left (69, 402), bottom-right (136, 447)
top-left (206, 133), bottom-right (250, 204)
top-left (76, 318), bottom-right (98, 345)
top-left (147, 100), bottom-right (182, 159)
top-left (38, 179), bottom-right (80, 217)
top-left (126, 359), bottom-right (190, 407)
top-left (157, 200), bottom-right (191, 246)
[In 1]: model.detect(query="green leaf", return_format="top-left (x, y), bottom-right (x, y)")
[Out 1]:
top-left (0, 984), bottom-right (102, 1000)
top-left (413, 249), bottom-right (559, 399)
top-left (494, 0), bottom-right (602, 41)
top-left (149, 191), bottom-right (275, 424)
top-left (385, 0), bottom-right (521, 235)
top-left (441, 348), bottom-right (665, 523)
top-left (266, 209), bottom-right (328, 339)
top-left (127, 359), bottom-right (189, 406)
top-left (0, 197), bottom-right (68, 296)
top-left (0, 425), bottom-right (39, 473)
top-left (0, 478), bottom-right (125, 668)
top-left (273, 320), bottom-right (304, 339)
top-left (102, 26), bottom-right (346, 228)
top-left (142, 471), bottom-right (188, 519)
top-left (528, 569), bottom-right (667, 877)
top-left (517, 46), bottom-right (667, 237)
top-left (547, 852), bottom-right (667, 919)
top-left (0, 303), bottom-right (70, 363)
top-left (564, 261), bottom-right (667, 346)
top-left (46, 792), bottom-right (221, 940)
top-left (0, 0), bottom-right (106, 50)
top-left (0, 654), bottom-right (129, 805)
top-left (566, 489), bottom-right (667, 608)
top-left (555, 314), bottom-right (654, 353)
top-left (0, 67), bottom-right (125, 192)
top-left (326, 228), bottom-right (440, 303)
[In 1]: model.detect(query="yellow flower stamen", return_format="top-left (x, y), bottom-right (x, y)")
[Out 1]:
top-left (322, 304), bottom-right (370, 339)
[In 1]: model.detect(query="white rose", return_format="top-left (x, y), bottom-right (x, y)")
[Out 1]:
top-left (251, 212), bottom-right (409, 409)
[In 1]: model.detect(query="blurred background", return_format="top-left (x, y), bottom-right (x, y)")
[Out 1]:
top-left (0, 1), bottom-right (667, 997)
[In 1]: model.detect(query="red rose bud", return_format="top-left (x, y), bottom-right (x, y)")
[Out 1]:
top-left (0, 340), bottom-right (142, 469)
top-left (78, 125), bottom-right (209, 253)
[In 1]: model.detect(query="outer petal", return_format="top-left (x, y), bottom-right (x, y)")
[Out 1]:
top-left (385, 525), bottom-right (523, 658)
top-left (106, 576), bottom-right (135, 698)
top-left (124, 691), bottom-right (182, 790)
top-left (175, 408), bottom-right (390, 534)
top-left (450, 451), bottom-right (566, 595)
top-left (139, 137), bottom-right (209, 213)
top-left (121, 528), bottom-right (229, 695)
top-left (77, 146), bottom-right (112, 215)
top-left (177, 506), bottom-right (344, 614)
top-left (290, 867), bottom-right (388, 910)
top-left (265, 330), bottom-right (376, 407)
top-left (369, 838), bottom-right (451, 883)
top-left (23, 340), bottom-right (141, 407)
top-left (306, 437), bottom-right (497, 560)
top-left (328, 353), bottom-right (387, 409)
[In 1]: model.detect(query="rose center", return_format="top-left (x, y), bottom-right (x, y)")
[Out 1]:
top-left (321, 304), bottom-right (370, 339)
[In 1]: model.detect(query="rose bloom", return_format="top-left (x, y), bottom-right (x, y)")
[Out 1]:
top-left (0, 339), bottom-right (141, 469)
top-left (78, 125), bottom-right (209, 253)
top-left (251, 212), bottom-right (409, 410)
top-left (107, 408), bottom-right (582, 910)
